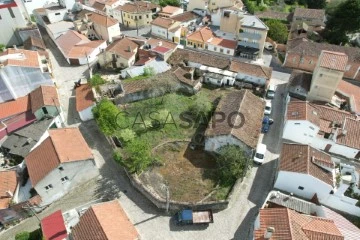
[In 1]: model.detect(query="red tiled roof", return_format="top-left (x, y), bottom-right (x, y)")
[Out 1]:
top-left (92, 1), bottom-right (106, 12)
top-left (337, 80), bottom-right (360, 114)
top-left (208, 37), bottom-right (237, 49)
top-left (286, 100), bottom-right (320, 126)
top-left (170, 11), bottom-right (200, 22)
top-left (0, 170), bottom-right (17, 209)
top-left (106, 37), bottom-right (138, 60)
top-left (187, 27), bottom-right (214, 43)
top-left (41, 210), bottom-right (68, 240)
top-left (76, 84), bottom-right (95, 112)
top-left (293, 8), bottom-right (325, 21)
top-left (30, 85), bottom-right (60, 114)
top-left (337, 118), bottom-right (360, 149)
top-left (87, 12), bottom-right (118, 27)
top-left (0, 48), bottom-right (40, 68)
top-left (151, 17), bottom-right (178, 29)
top-left (205, 90), bottom-right (264, 149)
top-left (229, 60), bottom-right (272, 80)
top-left (116, 1), bottom-right (158, 13)
top-left (25, 128), bottom-right (93, 186)
top-left (152, 46), bottom-right (171, 54)
top-left (319, 51), bottom-right (348, 72)
top-left (280, 143), bottom-right (334, 186)
top-left (146, 38), bottom-right (177, 50)
top-left (72, 200), bottom-right (139, 240)
top-left (255, 208), bottom-right (344, 240)
top-left (160, 5), bottom-right (182, 15)
top-left (0, 95), bottom-right (31, 120)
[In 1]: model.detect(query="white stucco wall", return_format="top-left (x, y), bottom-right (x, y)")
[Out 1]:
top-left (274, 171), bottom-right (333, 201)
top-left (322, 194), bottom-right (360, 216)
top-left (79, 104), bottom-right (95, 121)
top-left (236, 73), bottom-right (266, 86)
top-left (0, 4), bottom-right (28, 46)
top-left (151, 25), bottom-right (168, 39)
top-left (283, 120), bottom-right (319, 145)
top-left (210, 9), bottom-right (221, 26)
top-left (47, 9), bottom-right (67, 24)
top-left (207, 44), bottom-right (235, 56)
top-left (34, 159), bottom-right (99, 205)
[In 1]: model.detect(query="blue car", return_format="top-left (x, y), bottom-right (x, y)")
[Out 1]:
top-left (262, 116), bottom-right (273, 133)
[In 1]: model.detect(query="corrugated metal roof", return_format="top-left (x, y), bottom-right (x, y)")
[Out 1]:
top-left (126, 60), bottom-right (171, 78)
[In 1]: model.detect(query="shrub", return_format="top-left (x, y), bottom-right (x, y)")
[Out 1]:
top-left (15, 232), bottom-right (30, 240)
top-left (92, 99), bottom-right (120, 136)
top-left (89, 74), bottom-right (106, 87)
top-left (116, 129), bottom-right (136, 143)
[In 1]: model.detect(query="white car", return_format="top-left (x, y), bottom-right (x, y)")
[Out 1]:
top-left (266, 84), bottom-right (276, 99)
top-left (264, 101), bottom-right (272, 115)
top-left (264, 42), bottom-right (273, 51)
top-left (254, 143), bottom-right (266, 165)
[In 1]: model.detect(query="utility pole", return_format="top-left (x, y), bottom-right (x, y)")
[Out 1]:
top-left (163, 183), bottom-right (170, 213)
top-left (85, 51), bottom-right (92, 79)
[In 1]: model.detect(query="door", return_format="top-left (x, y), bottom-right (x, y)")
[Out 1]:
top-left (69, 58), bottom-right (80, 65)
top-left (227, 79), bottom-right (230, 85)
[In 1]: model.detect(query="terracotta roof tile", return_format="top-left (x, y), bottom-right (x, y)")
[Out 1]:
top-left (255, 208), bottom-right (344, 240)
top-left (92, 1), bottom-right (106, 12)
top-left (146, 38), bottom-right (177, 50)
top-left (23, 36), bottom-right (46, 51)
top-left (117, 1), bottom-right (158, 13)
top-left (76, 84), bottom-right (95, 112)
top-left (152, 46), bottom-right (171, 54)
top-left (41, 210), bottom-right (68, 240)
top-left (72, 200), bottom-right (139, 240)
top-left (160, 5), bottom-right (182, 15)
top-left (337, 80), bottom-right (360, 114)
top-left (30, 85), bottom-right (60, 114)
top-left (187, 26), bottom-right (214, 43)
top-left (0, 48), bottom-right (40, 68)
top-left (0, 95), bottom-right (31, 120)
top-left (286, 100), bottom-right (320, 126)
top-left (0, 170), bottom-right (17, 209)
top-left (319, 51), bottom-right (348, 71)
top-left (25, 128), bottom-right (93, 186)
top-left (168, 48), bottom-right (230, 69)
top-left (337, 118), bottom-right (360, 149)
top-left (87, 12), bottom-right (118, 27)
top-left (170, 11), bottom-right (200, 22)
top-left (208, 37), bottom-right (237, 49)
top-left (205, 90), bottom-right (264, 149)
top-left (280, 143), bottom-right (334, 186)
top-left (151, 17), bottom-right (178, 29)
top-left (293, 8), bottom-right (325, 21)
top-left (106, 37), bottom-right (138, 60)
top-left (229, 60), bottom-right (272, 79)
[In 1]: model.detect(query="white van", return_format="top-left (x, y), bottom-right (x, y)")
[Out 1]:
top-left (266, 85), bottom-right (276, 99)
top-left (254, 143), bottom-right (267, 165)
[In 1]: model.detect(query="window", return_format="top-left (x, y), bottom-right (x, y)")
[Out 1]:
top-left (61, 176), bottom-right (69, 183)
top-left (346, 65), bottom-right (351, 71)
top-left (309, 126), bottom-right (315, 130)
top-left (42, 107), bottom-right (48, 114)
top-left (135, 16), bottom-right (137, 20)
top-left (55, 12), bottom-right (61, 16)
top-left (147, 14), bottom-right (149, 18)
top-left (220, 48), bottom-right (224, 53)
top-left (298, 186), bottom-right (304, 190)
top-left (319, 74), bottom-right (323, 77)
top-left (227, 50), bottom-right (230, 54)
top-left (0, 14), bottom-right (2, 20)
top-left (205, 45), bottom-right (208, 49)
top-left (58, 167), bottom-right (64, 171)
top-left (8, 7), bottom-right (15, 18)
top-left (139, 16), bottom-right (142, 20)
top-left (214, 47), bottom-right (217, 51)
top-left (295, 123), bottom-right (300, 125)
top-left (45, 184), bottom-right (53, 190)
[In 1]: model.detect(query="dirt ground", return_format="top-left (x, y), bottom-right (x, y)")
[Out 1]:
top-left (140, 142), bottom-right (219, 203)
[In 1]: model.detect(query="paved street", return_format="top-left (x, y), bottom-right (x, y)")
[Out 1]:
top-left (0, 38), bottom-right (289, 239)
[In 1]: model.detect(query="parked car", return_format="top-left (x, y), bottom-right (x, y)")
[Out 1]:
top-left (254, 143), bottom-right (267, 165)
top-left (175, 209), bottom-right (214, 225)
top-left (264, 101), bottom-right (272, 115)
top-left (266, 85), bottom-right (276, 99)
top-left (262, 116), bottom-right (273, 133)
top-left (264, 42), bottom-right (274, 51)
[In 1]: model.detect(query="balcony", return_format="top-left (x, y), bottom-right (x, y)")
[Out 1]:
top-left (238, 41), bottom-right (259, 49)
top-left (239, 32), bottom-right (262, 40)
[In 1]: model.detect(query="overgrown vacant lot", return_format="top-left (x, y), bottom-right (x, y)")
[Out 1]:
top-left (140, 142), bottom-right (230, 202)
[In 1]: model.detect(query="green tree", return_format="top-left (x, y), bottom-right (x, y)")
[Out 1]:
top-left (159, 0), bottom-right (180, 7)
top-left (123, 139), bottom-right (154, 173)
top-left (306, 0), bottom-right (326, 9)
top-left (143, 66), bottom-right (156, 77)
top-left (324, 0), bottom-right (360, 44)
top-left (116, 128), bottom-right (136, 143)
top-left (265, 19), bottom-right (288, 43)
top-left (89, 74), bottom-right (106, 87)
top-left (15, 232), bottom-right (30, 240)
top-left (92, 99), bottom-right (120, 135)
top-left (216, 145), bottom-right (250, 186)
top-left (187, 93), bottom-right (212, 118)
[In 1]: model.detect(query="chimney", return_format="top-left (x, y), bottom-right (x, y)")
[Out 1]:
top-left (158, 41), bottom-right (162, 46)
top-left (264, 227), bottom-right (275, 239)
top-left (190, 68), bottom-right (195, 80)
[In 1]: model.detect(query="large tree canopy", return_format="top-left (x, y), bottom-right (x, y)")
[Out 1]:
top-left (265, 19), bottom-right (288, 44)
top-left (92, 99), bottom-right (120, 136)
top-left (324, 0), bottom-right (360, 44)
top-left (306, 0), bottom-right (326, 9)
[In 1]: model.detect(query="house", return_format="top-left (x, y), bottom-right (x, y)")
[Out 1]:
top-left (260, 191), bottom-right (360, 240)
top-left (0, 48), bottom-right (53, 103)
top-left (254, 208), bottom-right (344, 240)
top-left (283, 99), bottom-right (360, 159)
top-left (274, 143), bottom-right (360, 216)
top-left (203, 72), bottom-right (235, 87)
top-left (336, 80), bottom-right (360, 115)
top-left (0, 170), bottom-right (17, 210)
top-left (23, 36), bottom-right (48, 59)
top-left (103, 0), bottom-right (122, 17)
top-left (284, 40), bottom-right (360, 81)
top-left (292, 8), bottom-right (326, 27)
top-left (42, 5), bottom-right (68, 24)
top-left (0, 0), bottom-right (30, 46)
top-left (74, 12), bottom-right (121, 42)
top-left (98, 37), bottom-right (139, 68)
top-left (122, 59), bottom-right (171, 79)
top-left (23, 0), bottom-right (75, 15)
top-left (30, 85), bottom-right (61, 120)
top-left (255, 10), bottom-right (291, 22)
top-left (159, 6), bottom-right (183, 18)
top-left (167, 48), bottom-right (231, 69)
top-left (1, 118), bottom-right (58, 158)
top-left (75, 84), bottom-right (96, 121)
top-left (170, 11), bottom-right (201, 27)
top-left (71, 200), bottom-right (139, 240)
top-left (204, 90), bottom-right (264, 154)
top-left (44, 20), bottom-right (75, 41)
top-left (55, 30), bottom-right (107, 65)
top-left (186, 26), bottom-right (214, 50)
top-left (114, 1), bottom-right (160, 28)
top-left (274, 143), bottom-right (335, 201)
top-left (229, 60), bottom-right (272, 86)
top-left (151, 17), bottom-right (181, 42)
top-left (237, 15), bottom-right (268, 60)
top-left (25, 128), bottom-right (98, 204)
top-left (145, 37), bottom-right (178, 58)
top-left (41, 210), bottom-right (68, 240)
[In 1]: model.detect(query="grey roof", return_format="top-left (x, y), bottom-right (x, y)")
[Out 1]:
top-left (267, 191), bottom-right (312, 215)
top-left (1, 118), bottom-right (54, 157)
top-left (241, 15), bottom-right (268, 30)
top-left (47, 21), bottom-right (75, 39)
top-left (126, 60), bottom-right (171, 78)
